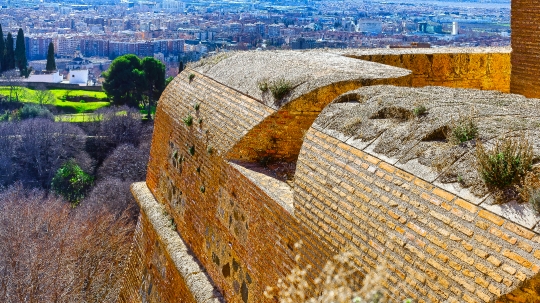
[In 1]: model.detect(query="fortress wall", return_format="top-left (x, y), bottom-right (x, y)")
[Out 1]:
top-left (511, 0), bottom-right (540, 98)
top-left (137, 71), bottom-right (338, 303)
top-left (295, 127), bottom-right (540, 303)
top-left (348, 51), bottom-right (510, 92)
top-left (118, 183), bottom-right (223, 303)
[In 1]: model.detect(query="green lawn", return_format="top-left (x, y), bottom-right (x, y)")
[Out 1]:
top-left (0, 87), bottom-right (110, 113)
top-left (48, 89), bottom-right (108, 101)
top-left (55, 113), bottom-right (101, 123)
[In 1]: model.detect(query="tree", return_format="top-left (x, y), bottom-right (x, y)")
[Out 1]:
top-left (166, 76), bottom-right (174, 86)
top-left (0, 184), bottom-right (135, 303)
top-left (141, 57), bottom-right (165, 119)
top-left (51, 159), bottom-right (94, 204)
top-left (45, 42), bottom-right (56, 72)
top-left (15, 29), bottom-right (28, 77)
top-left (178, 60), bottom-right (184, 74)
top-left (102, 54), bottom-right (144, 107)
top-left (4, 32), bottom-right (14, 71)
top-left (96, 143), bottom-right (149, 182)
top-left (34, 84), bottom-right (56, 106)
top-left (1, 69), bottom-right (21, 102)
top-left (0, 25), bottom-right (5, 72)
top-left (16, 118), bottom-right (89, 188)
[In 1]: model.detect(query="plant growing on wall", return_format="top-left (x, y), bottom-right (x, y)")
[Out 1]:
top-left (189, 145), bottom-right (195, 156)
top-left (449, 115), bottom-right (478, 144)
top-left (189, 73), bottom-right (195, 82)
top-left (269, 78), bottom-right (293, 100)
top-left (265, 242), bottom-right (398, 303)
top-left (194, 103), bottom-right (200, 111)
top-left (413, 105), bottom-right (426, 117)
top-left (257, 79), bottom-right (269, 92)
top-left (475, 136), bottom-right (533, 190)
top-left (451, 119), bottom-right (478, 143)
top-left (183, 114), bottom-right (193, 126)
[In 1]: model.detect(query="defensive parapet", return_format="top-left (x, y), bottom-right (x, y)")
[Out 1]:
top-left (118, 49), bottom-right (540, 303)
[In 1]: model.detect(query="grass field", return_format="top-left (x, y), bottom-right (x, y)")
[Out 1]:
top-left (0, 87), bottom-right (110, 113)
top-left (55, 113), bottom-right (100, 122)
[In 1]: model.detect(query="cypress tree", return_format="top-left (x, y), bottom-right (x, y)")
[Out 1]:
top-left (178, 60), bottom-right (184, 74)
top-left (0, 25), bottom-right (4, 72)
top-left (46, 42), bottom-right (56, 72)
top-left (5, 32), bottom-right (15, 71)
top-left (15, 28), bottom-right (27, 76)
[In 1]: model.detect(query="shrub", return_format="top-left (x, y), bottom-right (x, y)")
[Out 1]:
top-left (189, 73), bottom-right (195, 81)
top-left (51, 160), bottom-right (93, 204)
top-left (17, 104), bottom-right (54, 121)
top-left (413, 105), bottom-right (426, 117)
top-left (269, 78), bottom-right (293, 100)
top-left (476, 136), bottom-right (533, 189)
top-left (450, 117), bottom-right (478, 144)
top-left (183, 114), bottom-right (193, 126)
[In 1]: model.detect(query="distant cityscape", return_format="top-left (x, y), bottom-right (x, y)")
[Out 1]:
top-left (0, 0), bottom-right (510, 80)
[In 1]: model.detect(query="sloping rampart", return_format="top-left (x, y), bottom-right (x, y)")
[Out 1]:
top-left (121, 49), bottom-right (540, 303)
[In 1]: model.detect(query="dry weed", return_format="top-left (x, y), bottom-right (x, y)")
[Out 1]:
top-left (265, 242), bottom-right (399, 303)
top-left (518, 169), bottom-right (540, 212)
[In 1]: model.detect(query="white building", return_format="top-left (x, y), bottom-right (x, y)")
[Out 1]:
top-left (357, 20), bottom-right (383, 35)
top-left (452, 22), bottom-right (459, 35)
top-left (26, 71), bottom-right (63, 83)
top-left (68, 69), bottom-right (89, 85)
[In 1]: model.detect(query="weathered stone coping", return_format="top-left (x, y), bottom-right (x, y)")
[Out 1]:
top-left (192, 50), bottom-right (412, 110)
top-left (314, 85), bottom-right (540, 232)
top-left (131, 182), bottom-right (225, 303)
top-left (229, 161), bottom-right (294, 214)
top-left (340, 46), bottom-right (511, 56)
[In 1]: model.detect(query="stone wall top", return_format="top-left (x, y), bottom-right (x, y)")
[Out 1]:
top-left (191, 50), bottom-right (411, 110)
top-left (341, 47), bottom-right (511, 56)
top-left (314, 85), bottom-right (540, 230)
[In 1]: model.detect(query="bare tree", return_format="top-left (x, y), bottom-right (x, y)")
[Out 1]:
top-left (1, 70), bottom-right (22, 102)
top-left (0, 122), bottom-right (17, 186)
top-left (97, 143), bottom-right (149, 183)
top-left (87, 106), bottom-right (143, 163)
top-left (33, 84), bottom-right (55, 107)
top-left (0, 184), bottom-right (135, 303)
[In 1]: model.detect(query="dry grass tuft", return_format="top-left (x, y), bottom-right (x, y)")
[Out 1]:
top-left (265, 242), bottom-right (396, 303)
top-left (475, 135), bottom-right (533, 191)
top-left (519, 169), bottom-right (540, 213)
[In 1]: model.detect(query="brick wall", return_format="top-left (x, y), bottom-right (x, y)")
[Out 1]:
top-left (117, 207), bottom-right (199, 303)
top-left (138, 70), bottom-right (348, 303)
top-left (121, 49), bottom-right (540, 303)
top-left (348, 51), bottom-right (510, 92)
top-left (295, 128), bottom-right (540, 303)
top-left (511, 0), bottom-right (540, 98)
